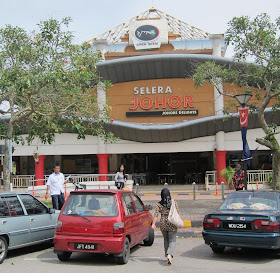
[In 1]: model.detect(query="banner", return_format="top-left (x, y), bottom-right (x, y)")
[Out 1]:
top-left (239, 107), bottom-right (251, 166)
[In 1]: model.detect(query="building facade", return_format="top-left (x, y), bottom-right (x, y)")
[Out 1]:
top-left (3, 9), bottom-right (279, 185)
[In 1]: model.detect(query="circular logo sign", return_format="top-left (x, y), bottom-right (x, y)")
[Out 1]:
top-left (135, 25), bottom-right (159, 41)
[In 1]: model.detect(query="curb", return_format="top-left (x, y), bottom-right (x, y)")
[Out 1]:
top-left (155, 231), bottom-right (202, 237)
top-left (155, 220), bottom-right (202, 228)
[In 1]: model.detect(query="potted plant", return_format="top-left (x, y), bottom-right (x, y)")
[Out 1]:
top-left (221, 166), bottom-right (235, 190)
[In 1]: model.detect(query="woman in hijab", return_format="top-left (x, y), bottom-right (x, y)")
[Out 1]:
top-left (232, 164), bottom-right (245, 191)
top-left (152, 188), bottom-right (181, 265)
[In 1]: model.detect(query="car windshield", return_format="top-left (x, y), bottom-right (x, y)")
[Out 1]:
top-left (62, 194), bottom-right (118, 217)
top-left (220, 192), bottom-right (278, 211)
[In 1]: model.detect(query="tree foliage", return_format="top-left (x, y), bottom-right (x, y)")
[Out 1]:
top-left (193, 13), bottom-right (280, 188)
top-left (0, 18), bottom-right (115, 190)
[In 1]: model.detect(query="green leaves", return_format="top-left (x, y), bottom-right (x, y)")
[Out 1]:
top-left (0, 17), bottom-right (114, 145)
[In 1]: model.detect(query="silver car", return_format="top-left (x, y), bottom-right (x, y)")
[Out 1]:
top-left (0, 192), bottom-right (59, 263)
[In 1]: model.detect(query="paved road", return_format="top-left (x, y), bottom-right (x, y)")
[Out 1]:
top-left (2, 238), bottom-right (280, 273)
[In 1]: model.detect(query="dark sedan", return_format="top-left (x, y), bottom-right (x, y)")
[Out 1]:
top-left (203, 191), bottom-right (280, 254)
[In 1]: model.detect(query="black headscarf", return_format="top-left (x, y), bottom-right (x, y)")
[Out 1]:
top-left (159, 188), bottom-right (171, 209)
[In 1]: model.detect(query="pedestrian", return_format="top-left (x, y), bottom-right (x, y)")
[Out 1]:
top-left (232, 164), bottom-right (245, 191)
top-left (45, 163), bottom-right (67, 209)
top-left (115, 164), bottom-right (126, 189)
top-left (152, 188), bottom-right (181, 265)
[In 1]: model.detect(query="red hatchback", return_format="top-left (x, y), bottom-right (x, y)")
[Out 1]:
top-left (54, 189), bottom-right (154, 264)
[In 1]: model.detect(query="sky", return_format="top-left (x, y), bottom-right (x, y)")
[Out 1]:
top-left (0, 0), bottom-right (280, 58)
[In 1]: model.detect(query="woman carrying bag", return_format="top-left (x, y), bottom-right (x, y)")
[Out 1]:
top-left (152, 188), bottom-right (182, 265)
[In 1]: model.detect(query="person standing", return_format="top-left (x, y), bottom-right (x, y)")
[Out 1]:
top-left (45, 164), bottom-right (67, 209)
top-left (152, 188), bottom-right (180, 265)
top-left (115, 164), bottom-right (126, 189)
top-left (232, 164), bottom-right (245, 191)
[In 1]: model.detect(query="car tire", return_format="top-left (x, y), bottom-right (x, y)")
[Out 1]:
top-left (116, 238), bottom-right (130, 264)
top-left (210, 245), bottom-right (225, 254)
top-left (143, 227), bottom-right (154, 246)
top-left (57, 252), bottom-right (72, 261)
top-left (0, 236), bottom-right (8, 264)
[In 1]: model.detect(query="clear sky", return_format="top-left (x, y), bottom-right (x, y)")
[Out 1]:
top-left (1, 0), bottom-right (279, 57)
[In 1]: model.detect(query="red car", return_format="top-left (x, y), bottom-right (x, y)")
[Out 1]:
top-left (54, 189), bottom-right (154, 264)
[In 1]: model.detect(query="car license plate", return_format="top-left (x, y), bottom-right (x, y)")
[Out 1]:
top-left (74, 243), bottom-right (96, 250)
top-left (228, 223), bottom-right (247, 229)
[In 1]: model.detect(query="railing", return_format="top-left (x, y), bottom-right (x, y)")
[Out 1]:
top-left (12, 174), bottom-right (133, 188)
top-left (205, 170), bottom-right (272, 190)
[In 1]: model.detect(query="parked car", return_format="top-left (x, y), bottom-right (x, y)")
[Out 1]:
top-left (203, 190), bottom-right (280, 254)
top-left (0, 192), bottom-right (59, 263)
top-left (54, 189), bottom-right (154, 264)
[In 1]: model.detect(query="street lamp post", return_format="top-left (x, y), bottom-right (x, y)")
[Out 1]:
top-left (234, 94), bottom-right (252, 191)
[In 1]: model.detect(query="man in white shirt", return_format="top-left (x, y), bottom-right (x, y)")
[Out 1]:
top-left (45, 164), bottom-right (67, 210)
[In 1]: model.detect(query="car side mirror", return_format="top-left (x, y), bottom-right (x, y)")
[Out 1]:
top-left (49, 208), bottom-right (56, 214)
top-left (145, 204), bottom-right (153, 211)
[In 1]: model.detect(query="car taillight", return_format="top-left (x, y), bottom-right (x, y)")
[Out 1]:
top-left (56, 220), bottom-right (63, 232)
top-left (203, 217), bottom-right (221, 229)
top-left (113, 222), bottom-right (124, 235)
top-left (253, 220), bottom-right (279, 232)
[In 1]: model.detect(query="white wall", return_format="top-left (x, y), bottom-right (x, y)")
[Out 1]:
top-left (0, 127), bottom-right (275, 156)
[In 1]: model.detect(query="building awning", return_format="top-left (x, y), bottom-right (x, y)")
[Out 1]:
top-left (96, 54), bottom-right (239, 83)
top-left (104, 109), bottom-right (279, 143)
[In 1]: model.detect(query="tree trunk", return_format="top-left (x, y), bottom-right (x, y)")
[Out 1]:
top-left (273, 150), bottom-right (280, 190)
top-left (3, 138), bottom-right (11, 191)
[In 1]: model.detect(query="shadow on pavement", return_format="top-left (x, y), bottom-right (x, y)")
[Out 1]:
top-left (181, 242), bottom-right (280, 264)
top-left (6, 241), bottom-right (53, 261)
top-left (35, 243), bottom-right (159, 266)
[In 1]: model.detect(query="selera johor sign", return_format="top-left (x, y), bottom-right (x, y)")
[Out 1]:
top-left (135, 25), bottom-right (159, 41)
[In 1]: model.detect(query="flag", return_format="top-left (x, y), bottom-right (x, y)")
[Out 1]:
top-left (239, 107), bottom-right (251, 167)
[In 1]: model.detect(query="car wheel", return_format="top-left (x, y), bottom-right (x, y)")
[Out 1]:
top-left (116, 238), bottom-right (130, 264)
top-left (57, 252), bottom-right (72, 261)
top-left (210, 245), bottom-right (225, 254)
top-left (143, 227), bottom-right (154, 246)
top-left (0, 236), bottom-right (8, 264)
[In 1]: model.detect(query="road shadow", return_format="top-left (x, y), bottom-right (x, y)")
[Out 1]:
top-left (181, 242), bottom-right (280, 264)
top-left (36, 244), bottom-right (152, 266)
top-left (5, 241), bottom-right (53, 261)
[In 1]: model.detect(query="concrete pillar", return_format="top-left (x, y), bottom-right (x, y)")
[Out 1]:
top-left (210, 34), bottom-right (227, 181)
top-left (97, 154), bottom-right (109, 181)
top-left (215, 151), bottom-right (227, 184)
top-left (35, 155), bottom-right (46, 186)
top-left (97, 81), bottom-right (109, 181)
top-left (210, 34), bottom-right (225, 116)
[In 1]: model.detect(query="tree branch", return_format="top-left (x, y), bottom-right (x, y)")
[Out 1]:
top-left (256, 137), bottom-right (274, 150)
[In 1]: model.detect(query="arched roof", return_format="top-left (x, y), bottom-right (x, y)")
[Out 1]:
top-left (104, 109), bottom-right (279, 143)
top-left (96, 54), bottom-right (238, 83)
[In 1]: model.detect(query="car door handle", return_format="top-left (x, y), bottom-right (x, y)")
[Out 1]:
top-left (2, 220), bottom-right (7, 224)
top-left (30, 218), bottom-right (35, 222)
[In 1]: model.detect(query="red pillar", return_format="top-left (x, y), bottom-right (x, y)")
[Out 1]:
top-left (97, 154), bottom-right (109, 181)
top-left (215, 150), bottom-right (227, 184)
top-left (35, 155), bottom-right (46, 186)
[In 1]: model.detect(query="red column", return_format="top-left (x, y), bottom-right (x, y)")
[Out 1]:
top-left (215, 150), bottom-right (227, 184)
top-left (97, 154), bottom-right (109, 181)
top-left (35, 155), bottom-right (46, 186)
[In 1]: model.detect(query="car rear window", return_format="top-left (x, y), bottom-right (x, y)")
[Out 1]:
top-left (62, 194), bottom-right (118, 217)
top-left (221, 192), bottom-right (278, 211)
